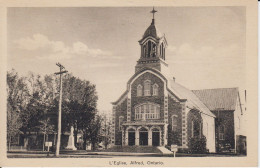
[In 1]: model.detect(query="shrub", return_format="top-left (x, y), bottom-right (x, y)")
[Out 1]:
top-left (188, 136), bottom-right (208, 154)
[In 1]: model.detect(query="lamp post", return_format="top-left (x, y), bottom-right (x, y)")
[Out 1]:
top-left (54, 63), bottom-right (68, 156)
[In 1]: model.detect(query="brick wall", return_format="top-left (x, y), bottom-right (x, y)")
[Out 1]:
top-left (135, 61), bottom-right (161, 72)
top-left (213, 110), bottom-right (235, 150)
top-left (130, 72), bottom-right (164, 121)
top-left (187, 110), bottom-right (203, 140)
top-left (114, 99), bottom-right (127, 145)
top-left (167, 96), bottom-right (182, 146)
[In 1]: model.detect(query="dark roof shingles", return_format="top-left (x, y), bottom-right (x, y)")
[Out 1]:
top-left (192, 88), bottom-right (238, 111)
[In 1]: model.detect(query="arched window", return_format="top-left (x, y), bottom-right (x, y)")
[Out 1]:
top-left (163, 48), bottom-right (165, 60)
top-left (152, 43), bottom-right (157, 57)
top-left (219, 125), bottom-right (225, 140)
top-left (144, 80), bottom-right (151, 96)
top-left (143, 47), bottom-right (145, 58)
top-left (172, 115), bottom-right (178, 131)
top-left (191, 120), bottom-right (202, 138)
top-left (137, 84), bottom-right (142, 97)
top-left (119, 116), bottom-right (124, 131)
top-left (152, 83), bottom-right (159, 96)
top-left (145, 40), bottom-right (156, 58)
top-left (137, 85), bottom-right (143, 96)
top-left (161, 43), bottom-right (164, 59)
top-left (148, 41), bottom-right (151, 57)
top-left (160, 44), bottom-right (162, 57)
top-left (135, 103), bottom-right (160, 120)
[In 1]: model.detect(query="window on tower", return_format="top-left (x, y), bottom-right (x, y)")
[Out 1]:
top-left (148, 41), bottom-right (151, 57)
top-left (160, 43), bottom-right (165, 60)
top-left (145, 40), bottom-right (156, 58)
top-left (137, 84), bottom-right (143, 97)
top-left (152, 43), bottom-right (156, 57)
top-left (143, 46), bottom-right (146, 58)
top-left (163, 47), bottom-right (165, 60)
top-left (160, 44), bottom-right (162, 58)
top-left (144, 80), bottom-right (151, 96)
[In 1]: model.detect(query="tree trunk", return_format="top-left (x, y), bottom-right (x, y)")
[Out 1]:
top-left (92, 141), bottom-right (95, 151)
top-left (43, 133), bottom-right (46, 151)
top-left (46, 134), bottom-right (49, 142)
top-left (83, 136), bottom-right (87, 150)
top-left (54, 133), bottom-right (56, 146)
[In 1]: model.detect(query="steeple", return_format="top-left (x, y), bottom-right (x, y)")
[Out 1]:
top-left (150, 7), bottom-right (157, 25)
top-left (135, 7), bottom-right (168, 74)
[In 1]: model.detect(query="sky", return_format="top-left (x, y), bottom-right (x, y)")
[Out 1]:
top-left (7, 7), bottom-right (246, 112)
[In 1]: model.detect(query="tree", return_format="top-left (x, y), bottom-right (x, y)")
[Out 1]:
top-left (7, 69), bottom-right (29, 150)
top-left (20, 73), bottom-right (57, 135)
top-left (61, 74), bottom-right (98, 148)
top-left (37, 118), bottom-right (55, 151)
top-left (6, 70), bottom-right (98, 150)
top-left (7, 103), bottom-right (22, 150)
top-left (99, 113), bottom-right (112, 149)
top-left (82, 114), bottom-right (102, 150)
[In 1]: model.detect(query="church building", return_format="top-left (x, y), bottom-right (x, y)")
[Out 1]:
top-left (110, 8), bottom-right (245, 153)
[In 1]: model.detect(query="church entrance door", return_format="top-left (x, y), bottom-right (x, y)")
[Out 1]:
top-left (152, 128), bottom-right (160, 146)
top-left (128, 132), bottom-right (135, 146)
top-left (152, 132), bottom-right (160, 146)
top-left (139, 127), bottom-right (148, 146)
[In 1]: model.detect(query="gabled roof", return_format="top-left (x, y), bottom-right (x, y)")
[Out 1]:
top-left (112, 67), bottom-right (215, 118)
top-left (169, 80), bottom-right (216, 118)
top-left (192, 88), bottom-right (239, 111)
top-left (111, 90), bottom-right (128, 105)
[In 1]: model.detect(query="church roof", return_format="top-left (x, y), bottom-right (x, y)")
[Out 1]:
top-left (169, 80), bottom-right (216, 118)
top-left (192, 88), bottom-right (239, 111)
top-left (142, 20), bottom-right (163, 40)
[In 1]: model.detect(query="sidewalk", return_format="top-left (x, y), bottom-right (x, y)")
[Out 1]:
top-left (8, 150), bottom-right (170, 158)
top-left (7, 150), bottom-right (245, 158)
top-left (63, 150), bottom-right (165, 157)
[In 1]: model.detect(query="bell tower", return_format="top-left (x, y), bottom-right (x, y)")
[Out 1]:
top-left (135, 7), bottom-right (169, 75)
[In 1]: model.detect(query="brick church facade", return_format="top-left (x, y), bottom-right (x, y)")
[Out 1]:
top-left (110, 9), bottom-right (245, 153)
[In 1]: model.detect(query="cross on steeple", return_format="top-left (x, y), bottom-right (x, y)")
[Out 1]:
top-left (150, 7), bottom-right (157, 20)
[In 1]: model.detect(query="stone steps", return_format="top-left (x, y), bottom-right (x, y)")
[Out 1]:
top-left (157, 146), bottom-right (173, 154)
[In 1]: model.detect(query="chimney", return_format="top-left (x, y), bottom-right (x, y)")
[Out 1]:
top-left (173, 77), bottom-right (175, 82)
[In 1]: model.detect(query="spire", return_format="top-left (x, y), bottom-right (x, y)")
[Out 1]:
top-left (136, 6), bottom-right (168, 73)
top-left (150, 7), bottom-right (157, 25)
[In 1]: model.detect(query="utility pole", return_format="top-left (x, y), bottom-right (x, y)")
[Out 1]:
top-left (54, 63), bottom-right (68, 156)
top-left (104, 114), bottom-right (107, 149)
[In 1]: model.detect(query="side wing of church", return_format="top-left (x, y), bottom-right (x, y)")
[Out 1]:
top-left (110, 9), bottom-right (216, 153)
